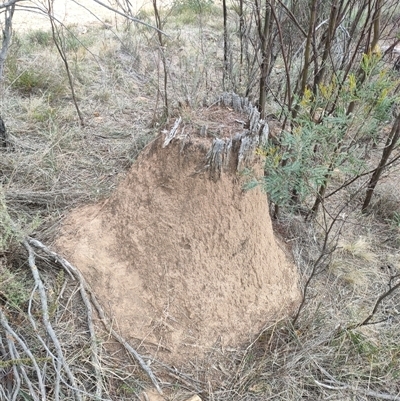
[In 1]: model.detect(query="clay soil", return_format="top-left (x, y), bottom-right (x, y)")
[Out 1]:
top-left (55, 106), bottom-right (300, 366)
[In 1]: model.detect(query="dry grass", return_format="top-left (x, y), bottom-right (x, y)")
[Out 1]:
top-left (1, 5), bottom-right (400, 401)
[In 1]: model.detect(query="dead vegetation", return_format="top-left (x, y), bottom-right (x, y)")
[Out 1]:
top-left (0, 2), bottom-right (400, 401)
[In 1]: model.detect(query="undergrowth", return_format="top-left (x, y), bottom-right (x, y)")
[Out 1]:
top-left (0, 5), bottom-right (399, 401)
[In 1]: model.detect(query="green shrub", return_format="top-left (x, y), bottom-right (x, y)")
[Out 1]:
top-left (173, 0), bottom-right (215, 13)
top-left (27, 29), bottom-right (53, 47)
top-left (262, 55), bottom-right (400, 213)
top-left (0, 267), bottom-right (30, 309)
top-left (63, 28), bottom-right (95, 52)
top-left (171, 0), bottom-right (218, 23)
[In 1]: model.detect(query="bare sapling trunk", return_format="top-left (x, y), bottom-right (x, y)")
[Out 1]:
top-left (239, 0), bottom-right (244, 73)
top-left (362, 112), bottom-right (400, 212)
top-left (0, 0), bottom-right (15, 79)
top-left (312, 0), bottom-right (339, 92)
top-left (270, 3), bottom-right (292, 112)
top-left (222, 0), bottom-right (228, 89)
top-left (299, 0), bottom-right (317, 99)
top-left (0, 116), bottom-right (7, 148)
top-left (257, 0), bottom-right (275, 119)
top-left (48, 0), bottom-right (85, 127)
top-left (153, 0), bottom-right (168, 118)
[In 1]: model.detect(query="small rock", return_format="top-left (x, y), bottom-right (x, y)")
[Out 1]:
top-left (185, 396), bottom-right (202, 401)
top-left (139, 389), bottom-right (165, 401)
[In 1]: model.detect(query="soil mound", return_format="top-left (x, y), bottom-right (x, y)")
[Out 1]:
top-left (56, 96), bottom-right (300, 365)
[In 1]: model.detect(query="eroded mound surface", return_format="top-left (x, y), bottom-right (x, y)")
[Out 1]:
top-left (56, 110), bottom-right (300, 365)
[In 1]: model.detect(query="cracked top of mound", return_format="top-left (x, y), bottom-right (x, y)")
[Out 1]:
top-left (166, 105), bottom-right (250, 139)
top-left (56, 104), bottom-right (300, 367)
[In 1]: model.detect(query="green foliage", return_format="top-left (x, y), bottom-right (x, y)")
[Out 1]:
top-left (346, 329), bottom-right (379, 358)
top-left (10, 67), bottom-right (49, 94)
top-left (63, 30), bottom-right (87, 52)
top-left (173, 0), bottom-right (215, 13)
top-left (171, 0), bottom-right (218, 23)
top-left (263, 108), bottom-right (351, 207)
top-left (262, 57), bottom-right (399, 212)
top-left (27, 29), bottom-right (53, 47)
top-left (391, 211), bottom-right (400, 228)
top-left (0, 267), bottom-right (30, 309)
top-left (6, 56), bottom-right (65, 97)
top-left (6, 53), bottom-right (68, 99)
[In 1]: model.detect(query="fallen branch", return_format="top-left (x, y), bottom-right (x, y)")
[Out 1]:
top-left (0, 307), bottom-right (46, 401)
top-left (8, 341), bottom-right (40, 401)
top-left (1, 334), bottom-right (21, 401)
top-left (27, 237), bottom-right (163, 395)
top-left (27, 285), bottom-right (62, 401)
top-left (315, 379), bottom-right (400, 400)
top-left (354, 273), bottom-right (400, 328)
top-left (23, 240), bottom-right (82, 401)
top-left (77, 276), bottom-right (103, 399)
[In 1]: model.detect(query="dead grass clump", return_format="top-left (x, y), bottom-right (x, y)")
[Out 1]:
top-left (339, 236), bottom-right (376, 261)
top-left (368, 187), bottom-right (400, 224)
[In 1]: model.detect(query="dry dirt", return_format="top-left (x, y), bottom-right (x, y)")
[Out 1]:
top-left (12, 0), bottom-right (151, 32)
top-left (55, 106), bottom-right (300, 366)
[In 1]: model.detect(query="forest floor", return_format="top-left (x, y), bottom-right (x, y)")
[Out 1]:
top-left (1, 2), bottom-right (400, 400)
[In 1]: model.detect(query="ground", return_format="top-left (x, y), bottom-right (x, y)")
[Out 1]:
top-left (1, 2), bottom-right (400, 400)
top-left (13, 0), bottom-right (125, 32)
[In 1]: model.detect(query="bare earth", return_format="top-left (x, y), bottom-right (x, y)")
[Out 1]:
top-left (12, 0), bottom-right (150, 32)
top-left (55, 107), bottom-right (300, 366)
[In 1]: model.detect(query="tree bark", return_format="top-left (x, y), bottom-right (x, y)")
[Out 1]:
top-left (0, 1), bottom-right (15, 79)
top-left (0, 117), bottom-right (6, 148)
top-left (362, 113), bottom-right (400, 212)
top-left (258, 0), bottom-right (274, 119)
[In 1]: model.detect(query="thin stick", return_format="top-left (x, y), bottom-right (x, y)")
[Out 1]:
top-left (48, 0), bottom-right (85, 127)
top-left (9, 340), bottom-right (41, 401)
top-left (84, 283), bottom-right (164, 395)
top-left (77, 280), bottom-right (103, 399)
top-left (90, 0), bottom-right (167, 35)
top-left (0, 307), bottom-right (46, 401)
top-left (23, 240), bottom-right (82, 401)
top-left (356, 273), bottom-right (400, 327)
top-left (1, 334), bottom-right (21, 401)
top-left (27, 237), bottom-right (163, 395)
top-left (315, 379), bottom-right (400, 400)
top-left (27, 285), bottom-right (62, 401)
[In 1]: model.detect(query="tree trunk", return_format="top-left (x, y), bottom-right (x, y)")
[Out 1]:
top-left (0, 2), bottom-right (15, 79)
top-left (258, 0), bottom-right (274, 119)
top-left (222, 0), bottom-right (228, 89)
top-left (362, 113), bottom-right (400, 212)
top-left (0, 117), bottom-right (7, 148)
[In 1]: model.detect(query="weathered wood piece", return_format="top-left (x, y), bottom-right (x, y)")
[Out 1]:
top-left (163, 93), bottom-right (269, 181)
top-left (163, 116), bottom-right (181, 148)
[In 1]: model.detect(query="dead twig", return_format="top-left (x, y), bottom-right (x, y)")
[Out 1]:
top-left (27, 284), bottom-right (62, 401)
top-left (27, 237), bottom-right (163, 395)
top-left (0, 307), bottom-right (46, 401)
top-left (23, 239), bottom-right (82, 401)
top-left (354, 273), bottom-right (400, 328)
top-left (314, 379), bottom-right (400, 400)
